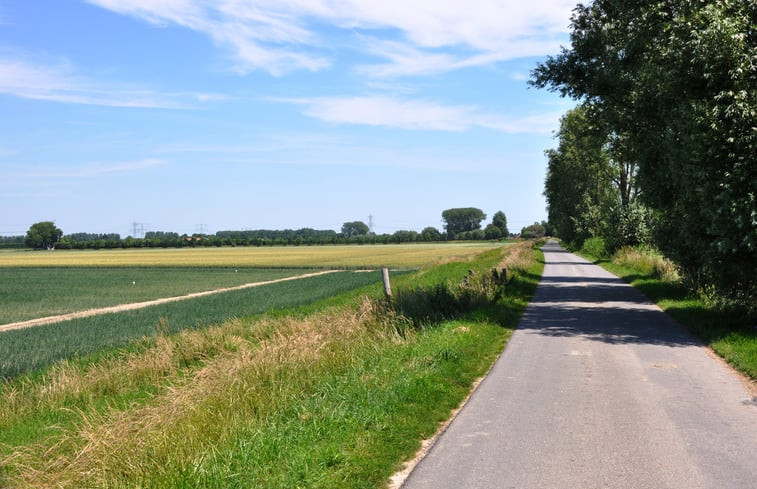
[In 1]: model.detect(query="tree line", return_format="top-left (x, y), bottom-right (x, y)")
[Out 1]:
top-left (531, 0), bottom-right (755, 310)
top-left (16, 209), bottom-right (514, 250)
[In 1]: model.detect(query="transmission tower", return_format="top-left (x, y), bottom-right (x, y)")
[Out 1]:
top-left (130, 221), bottom-right (147, 238)
top-left (368, 214), bottom-right (375, 234)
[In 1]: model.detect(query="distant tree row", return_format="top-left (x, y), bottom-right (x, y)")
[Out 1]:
top-left (16, 208), bottom-right (519, 250)
top-left (0, 235), bottom-right (25, 249)
top-left (66, 232), bottom-right (122, 242)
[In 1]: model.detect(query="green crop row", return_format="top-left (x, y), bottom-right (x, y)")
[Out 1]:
top-left (0, 271), bottom-right (385, 379)
top-left (0, 267), bottom-right (305, 325)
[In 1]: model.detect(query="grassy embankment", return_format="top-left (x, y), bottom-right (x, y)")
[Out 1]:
top-left (0, 241), bottom-right (543, 488)
top-left (577, 240), bottom-right (756, 380)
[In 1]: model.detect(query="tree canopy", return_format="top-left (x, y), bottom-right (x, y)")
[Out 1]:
top-left (441, 208), bottom-right (486, 239)
top-left (341, 221), bottom-right (370, 238)
top-left (542, 104), bottom-right (650, 250)
top-left (532, 0), bottom-right (756, 301)
top-left (25, 221), bottom-right (63, 250)
top-left (521, 222), bottom-right (547, 239)
top-left (421, 226), bottom-right (442, 242)
top-left (491, 211), bottom-right (509, 237)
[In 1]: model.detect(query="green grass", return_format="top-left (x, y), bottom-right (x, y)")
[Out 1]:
top-left (141, 319), bottom-right (510, 489)
top-left (0, 271), bottom-right (386, 379)
top-left (0, 267), bottom-right (305, 324)
top-left (577, 246), bottom-right (757, 380)
top-left (0, 243), bottom-right (544, 488)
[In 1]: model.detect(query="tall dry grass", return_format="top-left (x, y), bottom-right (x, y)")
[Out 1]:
top-left (495, 240), bottom-right (537, 276)
top-left (0, 319), bottom-right (252, 430)
top-left (612, 246), bottom-right (680, 283)
top-left (1, 302), bottom-right (402, 488)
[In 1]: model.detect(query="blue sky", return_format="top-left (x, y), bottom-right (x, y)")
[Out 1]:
top-left (0, 0), bottom-right (576, 237)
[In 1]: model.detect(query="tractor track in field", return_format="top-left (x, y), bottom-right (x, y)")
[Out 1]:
top-left (0, 270), bottom-right (341, 334)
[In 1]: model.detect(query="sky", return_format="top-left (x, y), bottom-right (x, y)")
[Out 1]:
top-left (0, 0), bottom-right (577, 237)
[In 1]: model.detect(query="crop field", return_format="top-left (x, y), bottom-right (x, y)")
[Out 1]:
top-left (0, 242), bottom-right (504, 268)
top-left (0, 243), bottom-right (508, 377)
top-left (0, 270), bottom-right (388, 378)
top-left (0, 268), bottom-right (306, 325)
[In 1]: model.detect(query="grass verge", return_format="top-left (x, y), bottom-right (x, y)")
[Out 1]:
top-left (576, 245), bottom-right (757, 380)
top-left (0, 242), bottom-right (543, 488)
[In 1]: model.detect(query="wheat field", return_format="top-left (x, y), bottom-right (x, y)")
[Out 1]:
top-left (0, 243), bottom-right (506, 268)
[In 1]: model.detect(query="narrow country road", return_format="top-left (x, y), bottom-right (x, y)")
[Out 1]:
top-left (402, 241), bottom-right (757, 489)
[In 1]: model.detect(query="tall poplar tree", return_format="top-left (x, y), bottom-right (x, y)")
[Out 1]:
top-left (532, 0), bottom-right (756, 302)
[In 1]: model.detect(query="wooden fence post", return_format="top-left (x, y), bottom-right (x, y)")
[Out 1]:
top-left (381, 267), bottom-right (392, 300)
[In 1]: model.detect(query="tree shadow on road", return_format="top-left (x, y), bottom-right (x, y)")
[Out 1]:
top-left (519, 273), bottom-right (703, 348)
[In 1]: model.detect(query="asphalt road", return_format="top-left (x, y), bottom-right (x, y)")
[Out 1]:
top-left (402, 241), bottom-right (757, 489)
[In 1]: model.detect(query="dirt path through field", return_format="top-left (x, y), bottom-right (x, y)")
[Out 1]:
top-left (0, 270), bottom-right (341, 334)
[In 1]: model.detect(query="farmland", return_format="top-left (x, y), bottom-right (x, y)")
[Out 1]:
top-left (0, 268), bottom-right (304, 325)
top-left (0, 241), bottom-right (542, 488)
top-left (0, 270), bottom-right (390, 379)
top-left (0, 242), bottom-right (502, 268)
top-left (0, 243), bottom-right (510, 378)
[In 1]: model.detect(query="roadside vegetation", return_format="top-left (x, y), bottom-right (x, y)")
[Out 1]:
top-left (576, 239), bottom-right (757, 380)
top-left (0, 241), bottom-right (543, 488)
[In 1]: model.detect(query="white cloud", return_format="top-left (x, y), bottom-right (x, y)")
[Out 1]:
top-left (86, 0), bottom-right (574, 76)
top-left (280, 95), bottom-right (561, 133)
top-left (287, 95), bottom-right (474, 131)
top-left (0, 57), bottom-right (224, 108)
top-left (85, 0), bottom-right (330, 75)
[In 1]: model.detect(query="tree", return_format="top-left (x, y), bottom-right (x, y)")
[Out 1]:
top-left (521, 222), bottom-right (546, 239)
top-left (441, 208), bottom-right (486, 239)
top-left (532, 0), bottom-right (756, 300)
top-left (341, 221), bottom-right (370, 238)
top-left (543, 105), bottom-right (615, 245)
top-left (421, 226), bottom-right (442, 241)
top-left (491, 211), bottom-right (509, 237)
top-left (484, 224), bottom-right (502, 240)
top-left (25, 221), bottom-right (63, 250)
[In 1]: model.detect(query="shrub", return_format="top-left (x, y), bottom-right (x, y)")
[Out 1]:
top-left (387, 271), bottom-right (499, 329)
top-left (603, 202), bottom-right (655, 253)
top-left (581, 237), bottom-right (608, 258)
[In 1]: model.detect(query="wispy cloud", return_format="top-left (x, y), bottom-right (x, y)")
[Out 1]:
top-left (15, 158), bottom-right (166, 179)
top-left (279, 95), bottom-right (561, 134)
top-left (86, 0), bottom-right (573, 77)
top-left (282, 96), bottom-right (475, 131)
top-left (85, 0), bottom-right (330, 75)
top-left (0, 57), bottom-right (223, 108)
